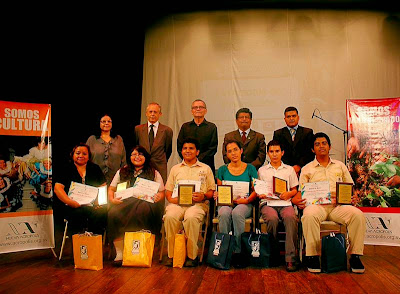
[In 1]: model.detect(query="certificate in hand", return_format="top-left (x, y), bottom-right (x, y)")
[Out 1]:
top-left (131, 177), bottom-right (160, 203)
top-left (253, 179), bottom-right (290, 206)
top-left (68, 182), bottom-right (100, 206)
top-left (115, 186), bottom-right (135, 201)
top-left (222, 180), bottom-right (249, 200)
top-left (217, 185), bottom-right (233, 206)
top-left (253, 178), bottom-right (273, 197)
top-left (171, 180), bottom-right (201, 198)
top-left (273, 176), bottom-right (288, 195)
top-left (301, 181), bottom-right (331, 206)
top-left (115, 178), bottom-right (160, 203)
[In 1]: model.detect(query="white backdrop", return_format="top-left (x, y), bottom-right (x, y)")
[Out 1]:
top-left (141, 9), bottom-right (400, 171)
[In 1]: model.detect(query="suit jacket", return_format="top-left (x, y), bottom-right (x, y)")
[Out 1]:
top-left (223, 129), bottom-right (266, 170)
top-left (134, 123), bottom-right (173, 183)
top-left (273, 125), bottom-right (314, 168)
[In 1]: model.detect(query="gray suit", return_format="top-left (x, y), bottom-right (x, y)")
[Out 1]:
top-left (134, 123), bottom-right (173, 183)
top-left (223, 129), bottom-right (266, 170)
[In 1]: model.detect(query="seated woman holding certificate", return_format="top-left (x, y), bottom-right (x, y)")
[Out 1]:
top-left (54, 143), bottom-right (107, 234)
top-left (214, 139), bottom-right (258, 267)
top-left (107, 145), bottom-right (165, 262)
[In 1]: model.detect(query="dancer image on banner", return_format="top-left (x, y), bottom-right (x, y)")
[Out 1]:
top-left (0, 135), bottom-right (53, 213)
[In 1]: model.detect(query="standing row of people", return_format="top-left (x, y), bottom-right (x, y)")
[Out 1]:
top-left (53, 101), bottom-right (366, 274)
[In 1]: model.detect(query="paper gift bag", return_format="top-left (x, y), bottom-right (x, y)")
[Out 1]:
top-left (241, 232), bottom-right (270, 268)
top-left (72, 233), bottom-right (103, 271)
top-left (206, 231), bottom-right (235, 270)
top-left (173, 233), bottom-right (186, 268)
top-left (123, 231), bottom-right (155, 267)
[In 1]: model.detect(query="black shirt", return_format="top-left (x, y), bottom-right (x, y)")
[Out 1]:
top-left (177, 119), bottom-right (218, 171)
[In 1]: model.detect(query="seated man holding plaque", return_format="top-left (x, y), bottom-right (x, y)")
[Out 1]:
top-left (107, 146), bottom-right (165, 263)
top-left (54, 143), bottom-right (107, 235)
top-left (214, 139), bottom-right (258, 267)
top-left (164, 137), bottom-right (216, 267)
top-left (291, 132), bottom-right (366, 274)
top-left (256, 140), bottom-right (299, 271)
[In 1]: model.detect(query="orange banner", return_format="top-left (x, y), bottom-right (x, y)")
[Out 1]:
top-left (0, 101), bottom-right (51, 136)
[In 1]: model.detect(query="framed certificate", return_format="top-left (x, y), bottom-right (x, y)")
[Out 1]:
top-left (336, 182), bottom-right (353, 205)
top-left (217, 185), bottom-right (233, 206)
top-left (273, 176), bottom-right (287, 195)
top-left (178, 184), bottom-right (194, 206)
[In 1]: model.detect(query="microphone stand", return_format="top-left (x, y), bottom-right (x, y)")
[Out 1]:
top-left (312, 110), bottom-right (348, 164)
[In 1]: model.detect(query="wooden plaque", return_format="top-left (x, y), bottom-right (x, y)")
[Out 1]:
top-left (217, 185), bottom-right (233, 206)
top-left (336, 182), bottom-right (353, 205)
top-left (178, 184), bottom-right (194, 206)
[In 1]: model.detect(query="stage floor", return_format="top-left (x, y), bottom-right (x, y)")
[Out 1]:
top-left (1, 244), bottom-right (400, 294)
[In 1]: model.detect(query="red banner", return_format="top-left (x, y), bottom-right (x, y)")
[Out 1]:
top-left (0, 101), bottom-right (51, 137)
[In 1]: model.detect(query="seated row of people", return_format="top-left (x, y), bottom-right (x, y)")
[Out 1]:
top-left (54, 133), bottom-right (365, 274)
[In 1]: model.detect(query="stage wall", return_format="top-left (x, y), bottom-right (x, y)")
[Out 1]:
top-left (141, 9), bottom-right (400, 171)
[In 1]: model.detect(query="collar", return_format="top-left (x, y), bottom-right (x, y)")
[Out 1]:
top-left (312, 157), bottom-right (336, 167)
top-left (238, 128), bottom-right (250, 136)
top-left (266, 162), bottom-right (287, 170)
top-left (286, 125), bottom-right (299, 132)
top-left (190, 118), bottom-right (207, 126)
top-left (180, 159), bottom-right (201, 167)
top-left (148, 121), bottom-right (160, 129)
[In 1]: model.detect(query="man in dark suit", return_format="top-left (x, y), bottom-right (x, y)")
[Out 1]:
top-left (134, 102), bottom-right (173, 183)
top-left (223, 108), bottom-right (266, 170)
top-left (273, 106), bottom-right (314, 176)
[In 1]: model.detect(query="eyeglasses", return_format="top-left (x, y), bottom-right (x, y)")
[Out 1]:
top-left (100, 120), bottom-right (112, 124)
top-left (192, 106), bottom-right (206, 110)
top-left (237, 116), bottom-right (251, 120)
top-left (131, 153), bottom-right (144, 158)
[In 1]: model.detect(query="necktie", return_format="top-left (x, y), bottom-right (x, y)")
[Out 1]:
top-left (241, 131), bottom-right (247, 143)
top-left (290, 128), bottom-right (296, 141)
top-left (149, 124), bottom-right (155, 149)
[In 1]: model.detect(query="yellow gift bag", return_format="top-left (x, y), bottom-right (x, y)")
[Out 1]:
top-left (173, 233), bottom-right (186, 268)
top-left (72, 232), bottom-right (103, 271)
top-left (122, 231), bottom-right (155, 267)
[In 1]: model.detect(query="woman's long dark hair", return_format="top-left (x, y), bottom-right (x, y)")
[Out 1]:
top-left (120, 145), bottom-right (155, 184)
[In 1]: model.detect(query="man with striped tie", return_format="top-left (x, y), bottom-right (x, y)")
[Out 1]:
top-left (222, 108), bottom-right (266, 170)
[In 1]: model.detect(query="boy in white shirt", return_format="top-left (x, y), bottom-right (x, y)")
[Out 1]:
top-left (257, 140), bottom-right (299, 271)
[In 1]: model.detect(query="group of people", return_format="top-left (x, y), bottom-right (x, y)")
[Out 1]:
top-left (53, 101), bottom-right (366, 274)
top-left (0, 137), bottom-right (53, 212)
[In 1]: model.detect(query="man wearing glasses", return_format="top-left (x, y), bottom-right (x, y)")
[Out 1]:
top-left (223, 108), bottom-right (266, 170)
top-left (177, 99), bottom-right (218, 175)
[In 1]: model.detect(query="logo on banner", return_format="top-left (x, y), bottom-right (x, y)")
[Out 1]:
top-left (5, 221), bottom-right (37, 236)
top-left (366, 216), bottom-right (392, 232)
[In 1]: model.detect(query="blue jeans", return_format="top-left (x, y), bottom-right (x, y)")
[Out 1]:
top-left (218, 204), bottom-right (253, 253)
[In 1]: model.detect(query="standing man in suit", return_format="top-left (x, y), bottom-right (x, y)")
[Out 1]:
top-left (134, 102), bottom-right (173, 183)
top-left (273, 106), bottom-right (314, 176)
top-left (177, 99), bottom-right (218, 174)
top-left (223, 108), bottom-right (266, 170)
